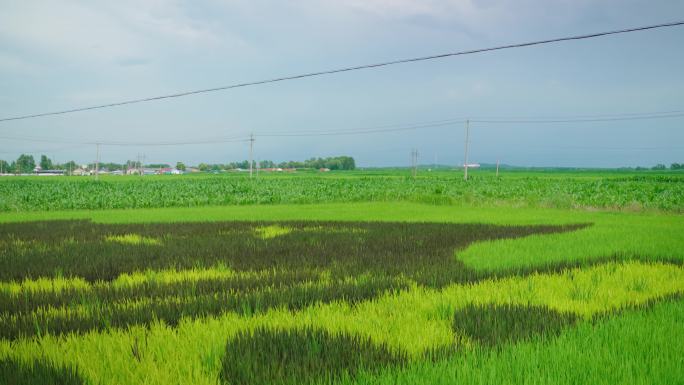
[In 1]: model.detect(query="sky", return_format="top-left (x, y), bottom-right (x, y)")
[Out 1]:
top-left (0, 0), bottom-right (683, 168)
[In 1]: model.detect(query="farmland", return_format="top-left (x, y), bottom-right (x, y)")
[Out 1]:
top-left (1, 171), bottom-right (683, 385)
top-left (0, 170), bottom-right (682, 212)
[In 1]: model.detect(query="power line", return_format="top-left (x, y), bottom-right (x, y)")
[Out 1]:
top-left (0, 135), bottom-right (250, 146)
top-left (0, 108), bottom-right (683, 146)
top-left (259, 110), bottom-right (684, 137)
top-left (258, 120), bottom-right (464, 137)
top-left (468, 109), bottom-right (684, 120)
top-left (1, 20), bottom-right (683, 123)
top-left (472, 112), bottom-right (684, 124)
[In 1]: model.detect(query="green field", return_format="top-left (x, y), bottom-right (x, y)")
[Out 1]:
top-left (1, 171), bottom-right (683, 384)
top-left (1, 169), bottom-right (682, 212)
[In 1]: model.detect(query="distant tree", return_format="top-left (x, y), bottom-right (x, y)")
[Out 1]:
top-left (15, 154), bottom-right (36, 173)
top-left (176, 162), bottom-right (186, 171)
top-left (0, 159), bottom-right (10, 174)
top-left (63, 161), bottom-right (78, 175)
top-left (671, 163), bottom-right (682, 170)
top-left (39, 155), bottom-right (53, 170)
top-left (259, 160), bottom-right (275, 169)
top-left (652, 164), bottom-right (667, 170)
top-left (340, 156), bottom-right (356, 170)
top-left (198, 163), bottom-right (210, 172)
top-left (146, 164), bottom-right (170, 169)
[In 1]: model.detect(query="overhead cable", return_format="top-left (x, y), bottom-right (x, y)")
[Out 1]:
top-left (1, 20), bottom-right (683, 123)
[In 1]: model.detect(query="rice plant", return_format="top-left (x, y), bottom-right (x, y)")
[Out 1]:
top-left (220, 327), bottom-right (408, 385)
top-left (0, 357), bottom-right (84, 385)
top-left (452, 303), bottom-right (578, 346)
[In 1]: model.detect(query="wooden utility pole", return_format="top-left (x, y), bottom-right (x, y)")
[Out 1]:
top-left (410, 149), bottom-right (418, 178)
top-left (463, 119), bottom-right (470, 181)
top-left (249, 133), bottom-right (255, 178)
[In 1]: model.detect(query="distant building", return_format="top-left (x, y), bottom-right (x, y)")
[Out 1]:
top-left (35, 168), bottom-right (65, 176)
top-left (72, 167), bottom-right (90, 176)
top-left (319, 168), bottom-right (331, 172)
top-left (157, 168), bottom-right (183, 175)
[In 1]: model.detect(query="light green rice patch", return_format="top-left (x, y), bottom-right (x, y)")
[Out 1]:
top-left (111, 265), bottom-right (238, 289)
top-left (254, 225), bottom-right (292, 239)
top-left (0, 276), bottom-right (92, 295)
top-left (300, 225), bottom-right (368, 234)
top-left (105, 234), bottom-right (161, 246)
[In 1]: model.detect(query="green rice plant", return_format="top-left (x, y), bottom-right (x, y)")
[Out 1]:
top-left (0, 220), bottom-right (582, 282)
top-left (452, 304), bottom-right (578, 347)
top-left (0, 356), bottom-right (84, 385)
top-left (220, 327), bottom-right (408, 385)
top-left (1, 261), bottom-right (682, 385)
top-left (345, 297), bottom-right (684, 385)
top-left (0, 274), bottom-right (410, 340)
top-left (458, 212), bottom-right (684, 272)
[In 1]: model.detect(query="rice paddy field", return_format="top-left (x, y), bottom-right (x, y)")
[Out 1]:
top-left (1, 170), bottom-right (683, 385)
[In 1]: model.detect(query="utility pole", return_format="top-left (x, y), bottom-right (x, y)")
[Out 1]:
top-left (95, 143), bottom-right (100, 181)
top-left (463, 119), bottom-right (470, 181)
top-left (496, 159), bottom-right (500, 178)
top-left (410, 149), bottom-right (418, 178)
top-left (249, 133), bottom-right (255, 179)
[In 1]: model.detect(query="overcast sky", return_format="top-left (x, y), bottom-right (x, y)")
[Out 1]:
top-left (1, 0), bottom-right (683, 167)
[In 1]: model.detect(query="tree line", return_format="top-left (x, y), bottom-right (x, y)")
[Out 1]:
top-left (0, 155), bottom-right (356, 174)
top-left (197, 156), bottom-right (356, 172)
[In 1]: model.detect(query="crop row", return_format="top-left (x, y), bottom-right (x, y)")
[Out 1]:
top-left (1, 173), bottom-right (682, 212)
top-left (0, 275), bottom-right (407, 340)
